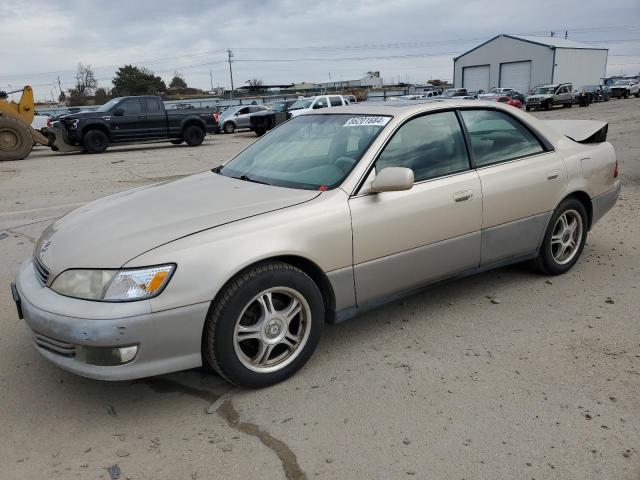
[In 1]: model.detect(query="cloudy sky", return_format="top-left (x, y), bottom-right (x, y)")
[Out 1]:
top-left (1, 0), bottom-right (639, 100)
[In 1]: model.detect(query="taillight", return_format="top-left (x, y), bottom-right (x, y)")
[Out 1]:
top-left (213, 113), bottom-right (219, 123)
top-left (47, 118), bottom-right (52, 127)
top-left (614, 159), bottom-right (619, 178)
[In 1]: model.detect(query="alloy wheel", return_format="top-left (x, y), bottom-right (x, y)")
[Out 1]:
top-left (551, 209), bottom-right (583, 265)
top-left (233, 287), bottom-right (311, 373)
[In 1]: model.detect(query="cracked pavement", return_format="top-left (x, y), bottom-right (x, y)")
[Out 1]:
top-left (1, 102), bottom-right (639, 479)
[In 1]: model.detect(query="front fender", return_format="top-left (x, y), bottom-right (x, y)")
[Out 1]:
top-left (124, 190), bottom-right (353, 314)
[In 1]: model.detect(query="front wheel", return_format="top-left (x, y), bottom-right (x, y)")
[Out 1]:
top-left (83, 129), bottom-right (109, 154)
top-left (170, 139), bottom-right (184, 145)
top-left (203, 262), bottom-right (324, 388)
top-left (223, 122), bottom-right (235, 134)
top-left (183, 125), bottom-right (205, 146)
top-left (544, 101), bottom-right (552, 111)
top-left (531, 198), bottom-right (588, 275)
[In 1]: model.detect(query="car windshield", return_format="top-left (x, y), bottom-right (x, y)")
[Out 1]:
top-left (487, 88), bottom-right (501, 94)
top-left (269, 102), bottom-right (288, 112)
top-left (219, 114), bottom-right (390, 190)
top-left (583, 85), bottom-right (597, 91)
top-left (289, 99), bottom-right (313, 110)
top-left (96, 98), bottom-right (122, 112)
top-left (532, 86), bottom-right (555, 94)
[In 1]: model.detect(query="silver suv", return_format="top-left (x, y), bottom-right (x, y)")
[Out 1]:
top-left (525, 83), bottom-right (573, 111)
top-left (219, 105), bottom-right (268, 134)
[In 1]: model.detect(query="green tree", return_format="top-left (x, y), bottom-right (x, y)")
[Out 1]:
top-left (112, 65), bottom-right (166, 96)
top-left (169, 72), bottom-right (187, 89)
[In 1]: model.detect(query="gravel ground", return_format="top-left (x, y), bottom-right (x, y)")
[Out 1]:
top-left (0, 100), bottom-right (638, 480)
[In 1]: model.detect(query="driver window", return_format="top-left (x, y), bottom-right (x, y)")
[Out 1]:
top-left (375, 111), bottom-right (470, 182)
top-left (238, 107), bottom-right (250, 115)
top-left (120, 99), bottom-right (142, 115)
top-left (314, 97), bottom-right (328, 109)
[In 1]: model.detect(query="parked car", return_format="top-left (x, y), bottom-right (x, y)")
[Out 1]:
top-left (525, 83), bottom-right (573, 111)
top-left (288, 95), bottom-right (348, 118)
top-left (217, 105), bottom-right (268, 134)
top-left (609, 79), bottom-right (640, 99)
top-left (12, 100), bottom-right (619, 387)
top-left (249, 100), bottom-right (297, 136)
top-left (573, 87), bottom-right (591, 107)
top-left (483, 95), bottom-right (523, 109)
top-left (47, 96), bottom-right (219, 153)
top-left (343, 94), bottom-right (357, 104)
top-left (440, 88), bottom-right (468, 98)
top-left (422, 91), bottom-right (441, 98)
top-left (478, 88), bottom-right (515, 98)
top-left (501, 90), bottom-right (526, 103)
top-left (589, 85), bottom-right (610, 102)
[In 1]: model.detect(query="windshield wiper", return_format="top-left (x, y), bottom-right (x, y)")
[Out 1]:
top-left (211, 165), bottom-right (223, 173)
top-left (233, 175), bottom-right (270, 185)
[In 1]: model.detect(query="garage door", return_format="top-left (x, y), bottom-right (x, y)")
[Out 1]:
top-left (462, 65), bottom-right (490, 92)
top-left (500, 61), bottom-right (531, 94)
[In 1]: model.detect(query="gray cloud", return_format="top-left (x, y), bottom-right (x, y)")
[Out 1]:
top-left (1, 0), bottom-right (639, 100)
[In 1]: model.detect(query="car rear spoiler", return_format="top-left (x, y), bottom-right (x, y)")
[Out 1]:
top-left (543, 120), bottom-right (608, 143)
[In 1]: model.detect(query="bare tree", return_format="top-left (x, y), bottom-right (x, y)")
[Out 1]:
top-left (67, 63), bottom-right (97, 105)
top-left (246, 78), bottom-right (264, 88)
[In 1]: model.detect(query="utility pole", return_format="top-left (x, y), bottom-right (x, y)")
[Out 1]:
top-left (209, 69), bottom-right (214, 91)
top-left (57, 75), bottom-right (63, 99)
top-left (227, 49), bottom-right (235, 99)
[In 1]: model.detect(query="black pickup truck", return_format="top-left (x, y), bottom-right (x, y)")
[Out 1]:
top-left (48, 95), bottom-right (219, 154)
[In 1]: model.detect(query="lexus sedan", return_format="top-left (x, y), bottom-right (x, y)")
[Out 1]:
top-left (12, 100), bottom-right (620, 388)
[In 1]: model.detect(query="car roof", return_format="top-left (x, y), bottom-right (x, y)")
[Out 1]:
top-left (310, 98), bottom-right (509, 117)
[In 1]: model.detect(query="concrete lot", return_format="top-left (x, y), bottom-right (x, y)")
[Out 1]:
top-left (1, 100), bottom-right (638, 480)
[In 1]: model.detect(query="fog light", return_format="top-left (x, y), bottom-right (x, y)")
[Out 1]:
top-left (78, 345), bottom-right (138, 366)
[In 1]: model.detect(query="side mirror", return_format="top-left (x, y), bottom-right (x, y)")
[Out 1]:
top-left (313, 103), bottom-right (323, 109)
top-left (113, 108), bottom-right (125, 116)
top-left (369, 167), bottom-right (414, 193)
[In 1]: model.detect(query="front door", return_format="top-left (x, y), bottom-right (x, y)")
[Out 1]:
top-left (349, 110), bottom-right (482, 305)
top-left (110, 98), bottom-right (146, 141)
top-left (457, 108), bottom-right (568, 265)
top-left (234, 107), bottom-right (252, 129)
top-left (141, 97), bottom-right (167, 139)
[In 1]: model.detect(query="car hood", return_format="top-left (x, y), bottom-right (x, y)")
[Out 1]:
top-left (36, 171), bottom-right (320, 274)
top-left (528, 94), bottom-right (553, 99)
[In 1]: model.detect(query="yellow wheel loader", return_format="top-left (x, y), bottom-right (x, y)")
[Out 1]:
top-left (0, 86), bottom-right (50, 161)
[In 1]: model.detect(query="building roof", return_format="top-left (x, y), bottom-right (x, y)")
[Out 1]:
top-left (454, 34), bottom-right (608, 61)
top-left (508, 34), bottom-right (607, 50)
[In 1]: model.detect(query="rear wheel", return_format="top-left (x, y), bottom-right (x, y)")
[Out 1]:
top-left (544, 101), bottom-right (552, 111)
top-left (203, 262), bottom-right (324, 388)
top-left (525, 106), bottom-right (531, 112)
top-left (0, 116), bottom-right (33, 161)
top-left (83, 129), bottom-right (109, 154)
top-left (183, 125), bottom-right (205, 146)
top-left (255, 127), bottom-right (266, 136)
top-left (623, 90), bottom-right (629, 99)
top-left (170, 139), bottom-right (184, 145)
top-left (223, 122), bottom-right (235, 134)
top-left (531, 198), bottom-right (588, 275)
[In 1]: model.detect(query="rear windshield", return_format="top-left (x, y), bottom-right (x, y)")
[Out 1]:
top-left (219, 114), bottom-right (390, 190)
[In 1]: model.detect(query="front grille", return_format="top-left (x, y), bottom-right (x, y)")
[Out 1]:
top-left (33, 255), bottom-right (50, 286)
top-left (32, 331), bottom-right (76, 357)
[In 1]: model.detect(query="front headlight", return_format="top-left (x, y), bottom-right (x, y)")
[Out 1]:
top-left (51, 265), bottom-right (175, 302)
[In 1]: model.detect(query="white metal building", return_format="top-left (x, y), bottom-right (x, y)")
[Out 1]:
top-left (453, 35), bottom-right (608, 93)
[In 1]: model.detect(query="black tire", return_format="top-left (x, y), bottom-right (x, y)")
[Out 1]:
top-left (544, 101), bottom-right (552, 111)
top-left (255, 127), bottom-right (266, 137)
top-left (623, 90), bottom-right (629, 99)
top-left (203, 262), bottom-right (324, 388)
top-left (635, 93), bottom-right (639, 98)
top-left (0, 115), bottom-right (33, 161)
top-left (83, 129), bottom-right (109, 154)
top-left (531, 197), bottom-right (588, 275)
top-left (183, 125), bottom-right (205, 146)
top-left (525, 106), bottom-right (531, 112)
top-left (170, 139), bottom-right (184, 145)
top-left (223, 122), bottom-right (235, 134)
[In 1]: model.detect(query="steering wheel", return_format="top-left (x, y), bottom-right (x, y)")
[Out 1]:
top-left (335, 156), bottom-right (356, 173)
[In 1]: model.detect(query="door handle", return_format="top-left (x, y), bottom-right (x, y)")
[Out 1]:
top-left (138, 115), bottom-right (146, 119)
top-left (546, 170), bottom-right (560, 180)
top-left (453, 190), bottom-right (473, 203)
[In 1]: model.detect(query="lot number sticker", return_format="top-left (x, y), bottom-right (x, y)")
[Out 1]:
top-left (343, 116), bottom-right (391, 127)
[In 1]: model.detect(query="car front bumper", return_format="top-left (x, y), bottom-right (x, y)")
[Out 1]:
top-left (13, 259), bottom-right (208, 381)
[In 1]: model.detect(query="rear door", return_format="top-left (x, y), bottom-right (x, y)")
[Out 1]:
top-left (458, 108), bottom-right (568, 266)
top-left (141, 97), bottom-right (167, 138)
top-left (350, 110), bottom-right (482, 304)
top-left (312, 96), bottom-right (329, 111)
top-left (329, 96), bottom-right (344, 107)
top-left (110, 98), bottom-right (145, 141)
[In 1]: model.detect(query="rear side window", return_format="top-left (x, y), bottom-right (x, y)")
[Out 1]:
top-left (460, 109), bottom-right (544, 167)
top-left (329, 96), bottom-right (343, 107)
top-left (144, 98), bottom-right (162, 113)
top-left (314, 97), bottom-right (328, 109)
top-left (120, 99), bottom-right (142, 115)
top-left (375, 111), bottom-right (470, 182)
